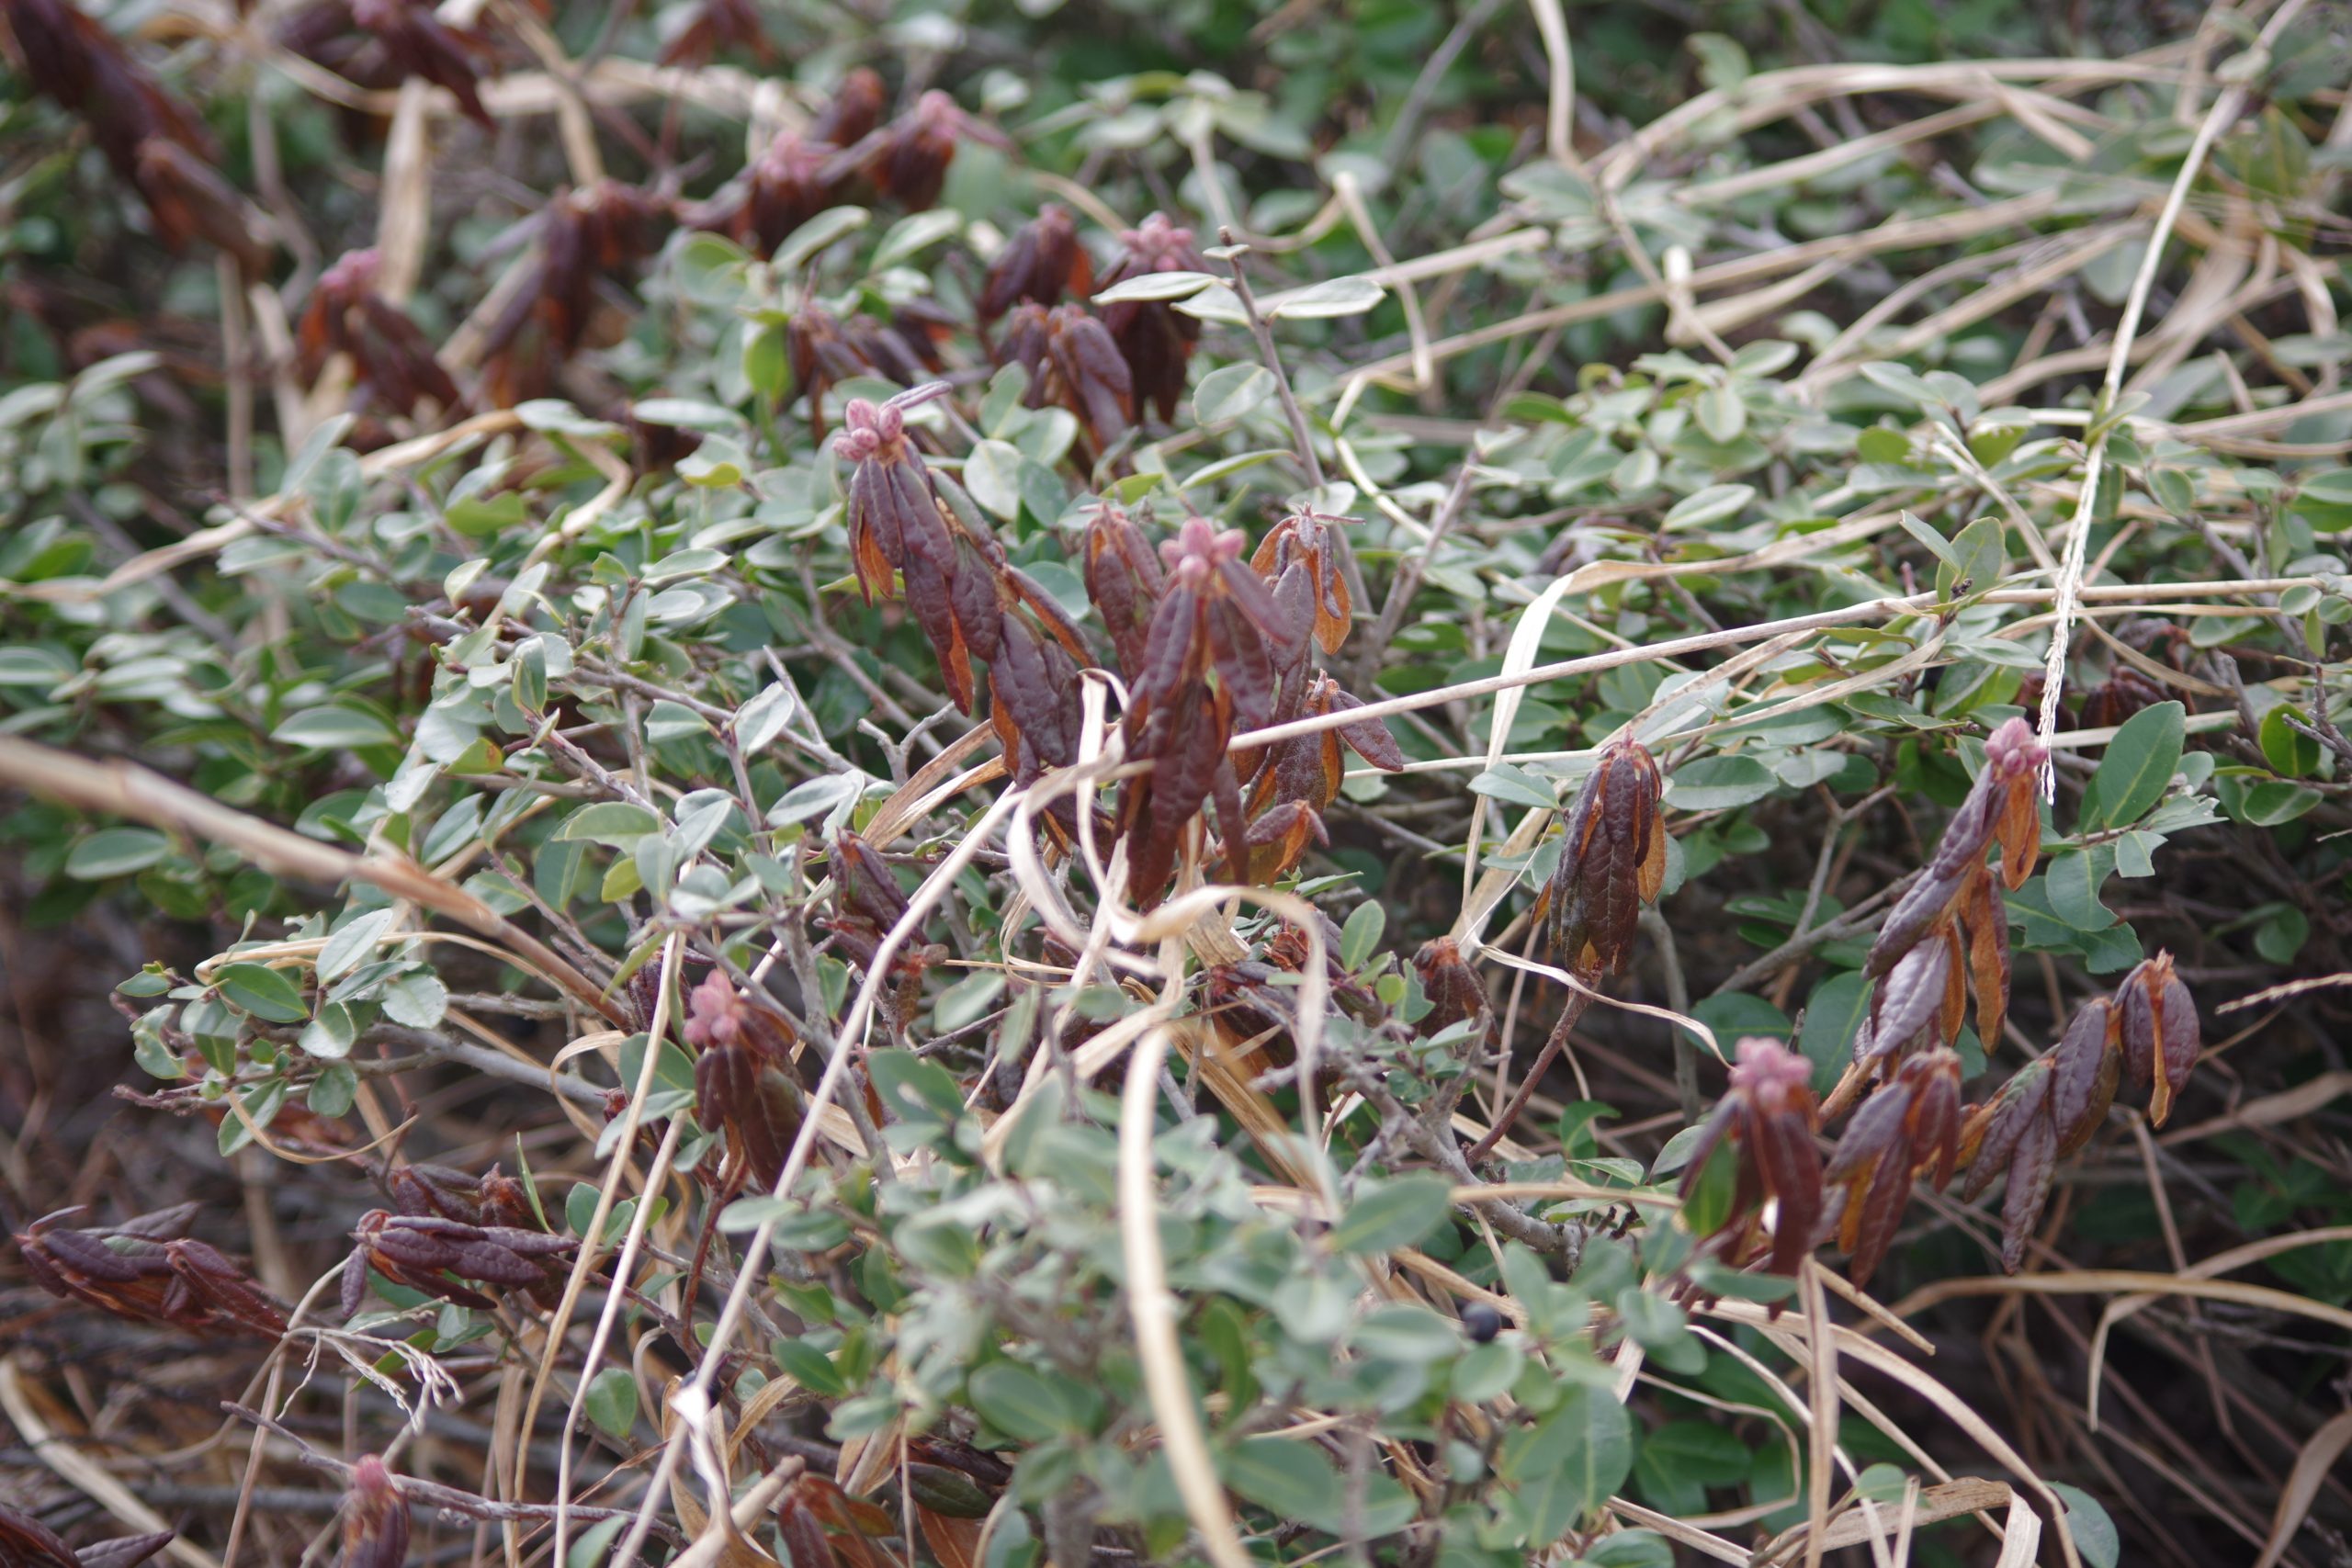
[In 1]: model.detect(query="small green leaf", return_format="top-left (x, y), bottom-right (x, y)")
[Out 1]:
top-left (2049, 1483), bottom-right (2120, 1568)
top-left (933, 971), bottom-right (1006, 1033)
top-left (1660, 483), bottom-right (1755, 533)
top-left (1694, 381), bottom-right (1746, 443)
top-left (66, 828), bottom-right (172, 880)
top-left (741, 321), bottom-right (789, 400)
top-left (1266, 275), bottom-right (1385, 319)
top-left (1497, 1383), bottom-right (1634, 1543)
top-left (964, 439), bottom-right (1025, 523)
top-left (867, 1048), bottom-right (966, 1126)
top-left (300, 1002), bottom-right (356, 1060)
top-left (1471, 763), bottom-right (1559, 810)
top-left (2254, 903), bottom-right (2310, 964)
top-left (2042, 848), bottom-right (2116, 931)
top-left (308, 1059), bottom-right (358, 1118)
top-left (1797, 971), bottom-right (1871, 1092)
top-left (1340, 899), bottom-right (1385, 972)
top-left (1092, 270), bottom-right (1217, 305)
top-left (2258, 705), bottom-right (2324, 779)
top-left (1329, 1174), bottom-right (1453, 1256)
top-left (319, 908), bottom-right (398, 982)
top-left (2086, 701), bottom-right (2183, 828)
top-left (381, 970), bottom-right (449, 1029)
top-left (568, 1518), bottom-right (628, 1568)
top-left (272, 705), bottom-right (401, 750)
top-left (1663, 755), bottom-right (1776, 810)
top-left (556, 802), bottom-right (665, 846)
top-left (584, 1368), bottom-right (638, 1439)
top-left (214, 963), bottom-right (310, 1023)
top-left (775, 206), bottom-right (870, 271)
top-left (1226, 1438), bottom-right (1415, 1536)
top-left (1193, 363), bottom-right (1275, 424)
top-left (967, 1360), bottom-right (1088, 1441)
top-left (1939, 515), bottom-right (2005, 599)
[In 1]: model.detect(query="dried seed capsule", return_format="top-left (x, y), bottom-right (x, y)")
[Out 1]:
top-left (339, 1456), bottom-right (412, 1568)
top-left (1414, 938), bottom-right (1490, 1040)
top-left (2046, 998), bottom-right (2121, 1155)
top-left (2114, 951), bottom-right (2198, 1126)
top-left (1543, 739), bottom-right (1665, 978)
top-left (978, 204), bottom-right (1090, 321)
top-left (1679, 1039), bottom-right (1822, 1291)
top-left (1822, 1049), bottom-right (1962, 1287)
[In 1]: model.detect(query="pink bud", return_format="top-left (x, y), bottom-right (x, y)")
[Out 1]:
top-left (1728, 1036), bottom-right (1812, 1094)
top-left (1983, 716), bottom-right (2045, 781)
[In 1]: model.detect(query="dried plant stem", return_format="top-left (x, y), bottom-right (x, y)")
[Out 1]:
top-left (2032, 5), bottom-right (2299, 788)
top-left (1121, 1022), bottom-right (1253, 1568)
top-left (0, 738), bottom-right (619, 1023)
top-left (535, 927), bottom-right (684, 1568)
top-left (1524, 0), bottom-right (1575, 167)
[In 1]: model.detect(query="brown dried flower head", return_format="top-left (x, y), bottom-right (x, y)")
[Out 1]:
top-left (16, 1209), bottom-right (286, 1337)
top-left (1080, 504), bottom-right (1166, 679)
top-left (1821, 1047), bottom-right (1962, 1287)
top-left (2114, 951), bottom-right (2199, 1125)
top-left (657, 0), bottom-right (770, 67)
top-left (1096, 212), bottom-right (1206, 422)
top-left (351, 0), bottom-right (494, 129)
top-left (1413, 937), bottom-right (1492, 1041)
top-left (850, 89), bottom-right (1007, 211)
top-left (1541, 739), bottom-right (1666, 979)
top-left (339, 1455), bottom-right (412, 1568)
top-left (686, 970), bottom-right (808, 1192)
top-left (1957, 953), bottom-right (2198, 1273)
top-left (834, 383), bottom-right (1007, 711)
top-left (339, 1208), bottom-right (571, 1317)
top-left (979, 204), bottom-right (1091, 322)
top-left (0, 1504), bottom-right (173, 1568)
top-left (1858, 716), bottom-right (2048, 1066)
top-left (1241, 671), bottom-right (1404, 824)
top-left (1679, 1037), bottom-right (1823, 1284)
top-left (299, 248), bottom-right (460, 417)
top-left (1000, 302), bottom-right (1133, 450)
top-left (808, 66), bottom-right (885, 148)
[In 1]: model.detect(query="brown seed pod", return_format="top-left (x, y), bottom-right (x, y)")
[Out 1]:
top-left (1095, 212), bottom-right (1206, 422)
top-left (1679, 1038), bottom-right (1823, 1287)
top-left (0, 1503), bottom-right (87, 1568)
top-left (1413, 937), bottom-right (1491, 1041)
top-left (1541, 739), bottom-right (1666, 979)
top-left (351, 0), bottom-right (494, 130)
top-left (1857, 919), bottom-right (1962, 1068)
top-left (656, 0), bottom-right (769, 68)
top-left (2114, 950), bottom-right (2199, 1125)
top-left (2043, 996), bottom-right (2120, 1156)
top-left (339, 1456), bottom-right (412, 1568)
top-left (978, 203), bottom-right (1091, 321)
top-left (1081, 504), bottom-right (1165, 678)
top-left (1822, 1048), bottom-right (1962, 1288)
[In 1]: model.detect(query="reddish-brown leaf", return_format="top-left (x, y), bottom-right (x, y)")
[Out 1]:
top-left (2046, 997), bottom-right (2120, 1155)
top-left (1998, 1110), bottom-right (2058, 1273)
top-left (1860, 923), bottom-right (1955, 1066)
top-left (0, 1505), bottom-right (82, 1568)
top-left (1959, 1057), bottom-right (2052, 1203)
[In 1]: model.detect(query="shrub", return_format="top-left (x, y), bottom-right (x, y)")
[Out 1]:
top-left (2, 2), bottom-right (2350, 1565)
